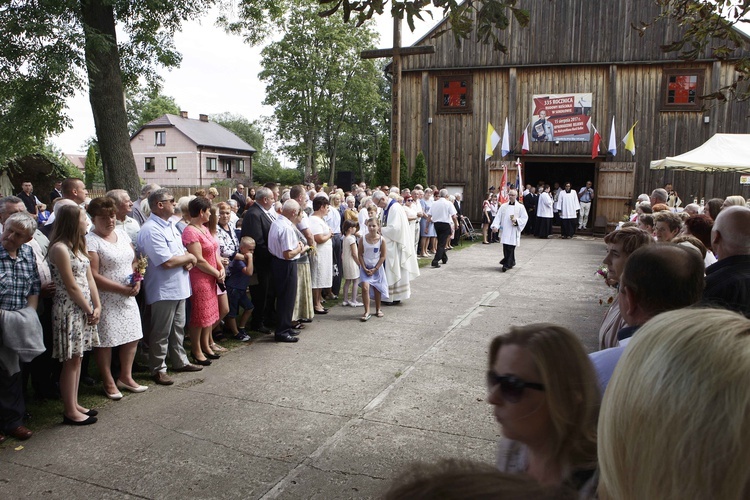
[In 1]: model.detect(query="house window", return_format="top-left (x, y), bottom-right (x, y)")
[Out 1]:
top-left (660, 69), bottom-right (704, 111)
top-left (155, 131), bottom-right (166, 146)
top-left (144, 157), bottom-right (155, 172)
top-left (238, 159), bottom-right (245, 173)
top-left (206, 157), bottom-right (217, 172)
top-left (437, 75), bottom-right (473, 114)
top-left (166, 157), bottom-right (176, 171)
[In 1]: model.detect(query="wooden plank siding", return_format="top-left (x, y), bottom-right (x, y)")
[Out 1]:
top-left (396, 0), bottom-right (750, 224)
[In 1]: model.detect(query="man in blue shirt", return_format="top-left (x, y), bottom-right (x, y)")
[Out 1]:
top-left (137, 189), bottom-right (202, 385)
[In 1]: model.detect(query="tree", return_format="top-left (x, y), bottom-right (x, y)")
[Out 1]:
top-left (84, 145), bottom-right (103, 188)
top-left (0, 1), bottom-right (283, 196)
top-left (258, 0), bottom-right (383, 181)
top-left (411, 151), bottom-right (428, 189)
top-left (127, 88), bottom-right (181, 134)
top-left (374, 135), bottom-right (391, 187)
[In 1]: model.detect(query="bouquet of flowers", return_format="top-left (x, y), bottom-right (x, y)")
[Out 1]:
top-left (596, 264), bottom-right (615, 305)
top-left (128, 254), bottom-right (149, 285)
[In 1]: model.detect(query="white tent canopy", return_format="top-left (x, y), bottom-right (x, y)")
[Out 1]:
top-left (650, 134), bottom-right (750, 174)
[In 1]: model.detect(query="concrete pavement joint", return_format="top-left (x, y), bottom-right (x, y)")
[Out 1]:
top-left (360, 415), bottom-right (498, 443)
top-left (0, 459), bottom-right (152, 499)
top-left (259, 291), bottom-right (502, 498)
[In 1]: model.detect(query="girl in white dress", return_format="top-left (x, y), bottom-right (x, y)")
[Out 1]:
top-left (341, 220), bottom-right (362, 307)
top-left (358, 218), bottom-right (388, 321)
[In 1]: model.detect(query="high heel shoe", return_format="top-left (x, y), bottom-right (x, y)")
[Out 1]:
top-left (116, 380), bottom-right (148, 393)
top-left (204, 351), bottom-right (220, 360)
top-left (191, 355), bottom-right (212, 366)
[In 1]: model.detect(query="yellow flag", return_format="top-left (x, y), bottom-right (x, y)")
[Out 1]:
top-left (622, 121), bottom-right (637, 156)
top-left (486, 123), bottom-right (501, 160)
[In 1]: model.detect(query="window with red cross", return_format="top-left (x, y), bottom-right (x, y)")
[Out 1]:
top-left (660, 69), bottom-right (704, 112)
top-left (437, 75), bottom-right (473, 114)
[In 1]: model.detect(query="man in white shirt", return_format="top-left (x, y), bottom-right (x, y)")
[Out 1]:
top-left (429, 189), bottom-right (457, 268)
top-left (268, 200), bottom-right (308, 343)
top-left (106, 189), bottom-right (140, 244)
top-left (555, 183), bottom-right (580, 239)
top-left (491, 189), bottom-right (528, 272)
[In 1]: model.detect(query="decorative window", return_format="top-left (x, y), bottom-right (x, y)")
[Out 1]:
top-left (155, 131), bottom-right (166, 146)
top-left (437, 75), bottom-right (473, 114)
top-left (660, 69), bottom-right (704, 111)
top-left (206, 157), bottom-right (217, 172)
top-left (166, 157), bottom-right (177, 171)
top-left (144, 157), bottom-right (155, 172)
top-left (238, 159), bottom-right (245, 173)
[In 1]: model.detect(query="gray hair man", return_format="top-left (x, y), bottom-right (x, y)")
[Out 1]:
top-left (106, 189), bottom-right (140, 244)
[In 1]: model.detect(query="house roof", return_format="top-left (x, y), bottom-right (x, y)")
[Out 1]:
top-left (134, 114), bottom-right (257, 153)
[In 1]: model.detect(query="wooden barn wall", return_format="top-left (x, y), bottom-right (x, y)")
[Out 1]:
top-left (400, 60), bottom-right (749, 222)
top-left (403, 0), bottom-right (749, 71)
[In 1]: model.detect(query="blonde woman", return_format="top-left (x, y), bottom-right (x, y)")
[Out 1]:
top-left (488, 324), bottom-right (598, 496)
top-left (599, 308), bottom-right (750, 500)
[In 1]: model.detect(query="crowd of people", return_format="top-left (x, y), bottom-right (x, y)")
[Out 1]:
top-left (3, 176), bottom-right (750, 499)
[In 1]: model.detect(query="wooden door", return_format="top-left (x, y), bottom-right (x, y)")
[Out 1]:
top-left (596, 162), bottom-right (636, 231)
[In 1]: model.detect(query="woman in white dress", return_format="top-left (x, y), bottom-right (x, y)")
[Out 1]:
top-left (86, 197), bottom-right (145, 399)
top-left (309, 196), bottom-right (333, 314)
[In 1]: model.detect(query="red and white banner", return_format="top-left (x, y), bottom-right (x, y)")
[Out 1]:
top-left (530, 93), bottom-right (592, 142)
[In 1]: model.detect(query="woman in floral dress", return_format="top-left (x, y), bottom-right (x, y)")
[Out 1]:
top-left (49, 205), bottom-right (101, 425)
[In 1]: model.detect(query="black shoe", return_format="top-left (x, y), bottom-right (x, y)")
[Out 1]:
top-left (297, 318), bottom-right (313, 323)
top-left (314, 309), bottom-right (328, 315)
top-left (274, 333), bottom-right (299, 343)
top-left (62, 415), bottom-right (97, 426)
top-left (204, 352), bottom-right (220, 360)
top-left (84, 409), bottom-right (98, 417)
top-left (442, 257), bottom-right (448, 264)
top-left (431, 262), bottom-right (441, 268)
top-left (191, 356), bottom-right (212, 366)
top-left (501, 267), bottom-right (508, 272)
top-left (253, 325), bottom-right (272, 334)
top-left (292, 323), bottom-right (305, 330)
top-left (289, 329), bottom-right (301, 336)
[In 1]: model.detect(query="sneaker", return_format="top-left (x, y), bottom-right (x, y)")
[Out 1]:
top-left (234, 329), bottom-right (251, 342)
top-left (350, 301), bottom-right (363, 307)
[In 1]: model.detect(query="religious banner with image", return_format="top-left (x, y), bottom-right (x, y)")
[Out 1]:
top-left (530, 93), bottom-right (592, 142)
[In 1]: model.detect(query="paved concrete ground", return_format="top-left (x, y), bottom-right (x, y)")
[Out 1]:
top-left (0, 235), bottom-right (608, 499)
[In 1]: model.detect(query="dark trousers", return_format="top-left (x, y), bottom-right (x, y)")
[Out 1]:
top-left (331, 233), bottom-right (343, 296)
top-left (535, 217), bottom-right (552, 238)
top-left (433, 222), bottom-right (452, 265)
top-left (0, 369), bottom-right (25, 432)
top-left (249, 261), bottom-right (273, 329)
top-left (501, 244), bottom-right (516, 269)
top-left (561, 218), bottom-right (577, 238)
top-left (271, 257), bottom-right (297, 335)
top-left (22, 297), bottom-right (59, 399)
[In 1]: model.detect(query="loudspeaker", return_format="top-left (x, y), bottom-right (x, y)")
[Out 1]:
top-left (336, 171), bottom-right (355, 189)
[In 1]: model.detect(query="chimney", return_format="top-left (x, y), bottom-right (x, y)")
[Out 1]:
top-left (180, 111), bottom-right (188, 118)
top-left (199, 114), bottom-right (209, 122)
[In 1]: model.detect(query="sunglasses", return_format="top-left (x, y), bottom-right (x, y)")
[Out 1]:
top-left (486, 371), bottom-right (545, 403)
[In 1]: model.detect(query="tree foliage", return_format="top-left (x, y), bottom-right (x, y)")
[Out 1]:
top-left (411, 151), bottom-right (427, 188)
top-left (374, 135), bottom-right (391, 187)
top-left (127, 88), bottom-right (181, 134)
top-left (319, 0), bottom-right (530, 52)
top-left (258, 0), bottom-right (387, 181)
top-left (399, 149), bottom-right (409, 190)
top-left (84, 144), bottom-right (103, 188)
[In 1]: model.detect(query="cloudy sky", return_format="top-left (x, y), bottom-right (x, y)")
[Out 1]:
top-left (50, 9), bottom-right (439, 157)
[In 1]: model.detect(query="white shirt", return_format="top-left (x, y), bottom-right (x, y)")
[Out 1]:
top-left (429, 197), bottom-right (457, 224)
top-left (268, 215), bottom-right (300, 260)
top-left (116, 215), bottom-right (140, 244)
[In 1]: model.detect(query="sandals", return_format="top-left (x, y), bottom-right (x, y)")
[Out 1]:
top-left (360, 313), bottom-right (371, 322)
top-left (376, 310), bottom-right (384, 318)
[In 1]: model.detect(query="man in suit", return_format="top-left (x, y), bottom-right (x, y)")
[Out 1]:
top-left (451, 193), bottom-right (464, 246)
top-left (231, 183), bottom-right (247, 217)
top-left (48, 181), bottom-right (62, 204)
top-left (240, 186), bottom-right (276, 334)
top-left (522, 186), bottom-right (538, 235)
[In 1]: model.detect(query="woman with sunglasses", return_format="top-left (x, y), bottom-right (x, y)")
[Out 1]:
top-left (487, 324), bottom-right (599, 496)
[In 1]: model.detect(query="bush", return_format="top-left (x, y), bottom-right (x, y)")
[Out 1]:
top-left (411, 151), bottom-right (427, 188)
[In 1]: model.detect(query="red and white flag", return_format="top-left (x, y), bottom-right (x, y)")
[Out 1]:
top-left (591, 123), bottom-right (602, 159)
top-left (520, 124), bottom-right (530, 155)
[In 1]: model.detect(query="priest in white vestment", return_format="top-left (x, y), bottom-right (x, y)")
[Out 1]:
top-left (554, 182), bottom-right (581, 239)
top-left (373, 191), bottom-right (420, 303)
top-left (491, 189), bottom-right (528, 272)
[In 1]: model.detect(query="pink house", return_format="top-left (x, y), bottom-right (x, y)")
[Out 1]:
top-left (130, 112), bottom-right (256, 187)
